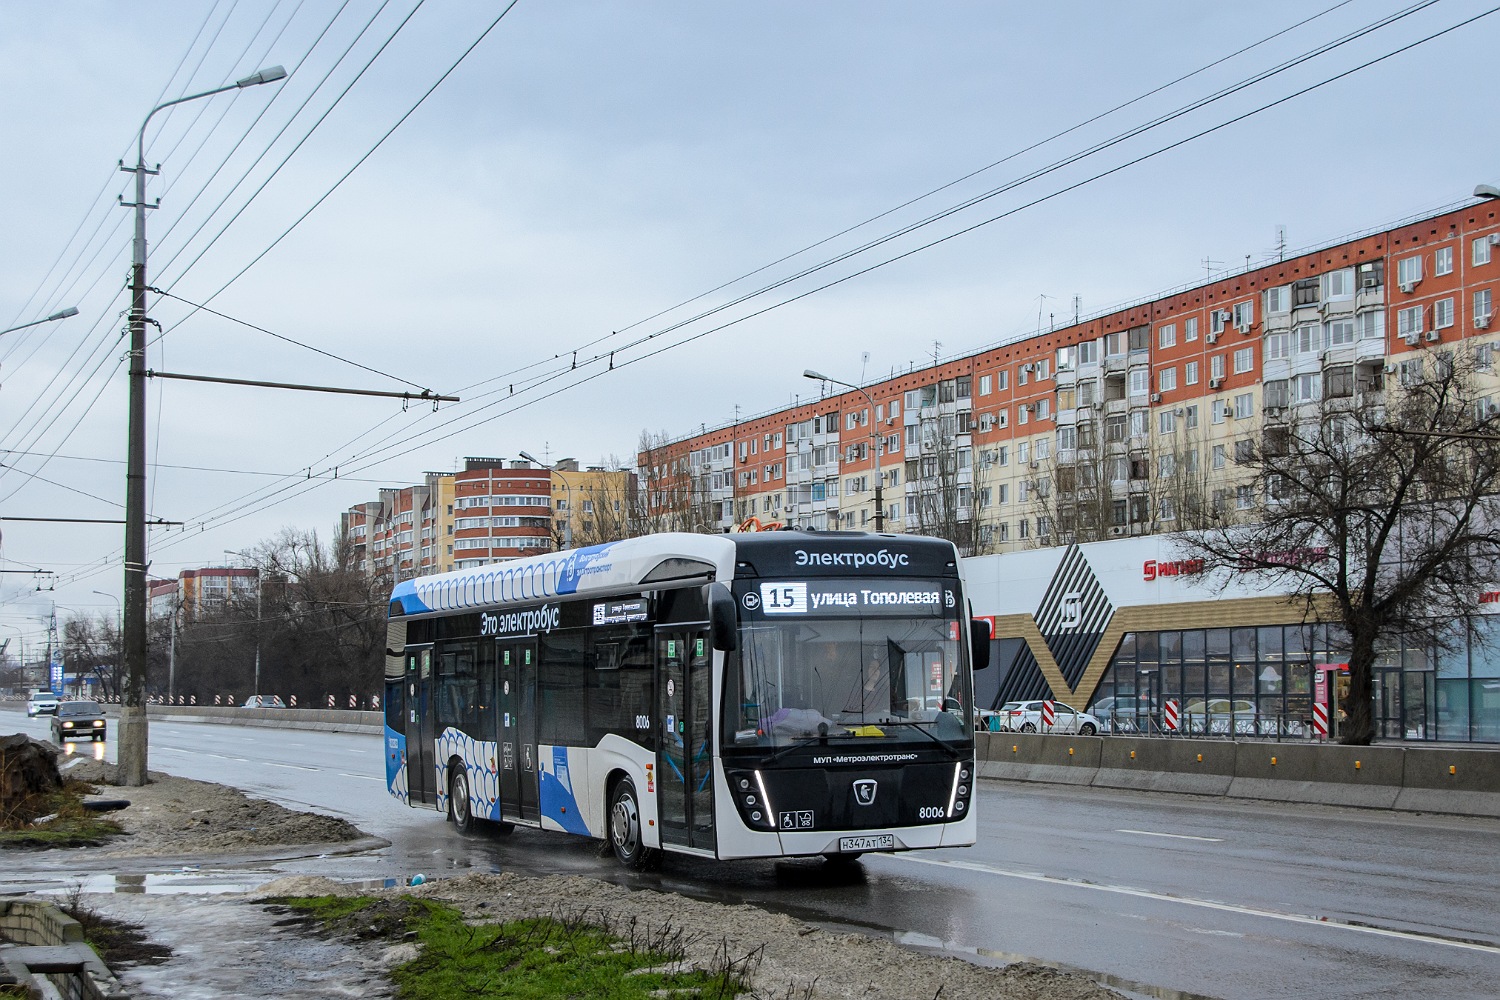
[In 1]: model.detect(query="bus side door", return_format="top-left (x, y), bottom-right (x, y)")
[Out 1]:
top-left (406, 647), bottom-right (435, 805)
top-left (656, 629), bottom-right (715, 852)
top-left (497, 639), bottom-right (539, 823)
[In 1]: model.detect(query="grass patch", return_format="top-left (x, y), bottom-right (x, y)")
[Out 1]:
top-left (277, 895), bottom-right (757, 999)
top-left (0, 780), bottom-right (122, 849)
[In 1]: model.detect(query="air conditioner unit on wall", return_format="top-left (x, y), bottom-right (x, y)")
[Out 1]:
top-left (1489, 233), bottom-right (1500, 246)
top-left (1360, 275), bottom-right (1381, 289)
top-left (1399, 281), bottom-right (1416, 294)
top-left (1206, 332), bottom-right (1220, 344)
top-left (1426, 331), bottom-right (1442, 342)
top-left (1149, 393), bottom-right (1162, 403)
top-left (1208, 377), bottom-right (1223, 389)
top-left (1477, 314), bottom-right (1492, 329)
top-left (1403, 333), bottom-right (1421, 345)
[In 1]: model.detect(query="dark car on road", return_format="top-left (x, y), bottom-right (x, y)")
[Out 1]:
top-left (51, 700), bottom-right (107, 743)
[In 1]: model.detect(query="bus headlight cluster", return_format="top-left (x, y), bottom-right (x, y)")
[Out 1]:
top-left (946, 763), bottom-right (973, 819)
top-left (726, 770), bottom-right (777, 831)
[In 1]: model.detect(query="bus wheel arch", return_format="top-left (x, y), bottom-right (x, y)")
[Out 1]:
top-left (606, 771), bottom-right (660, 870)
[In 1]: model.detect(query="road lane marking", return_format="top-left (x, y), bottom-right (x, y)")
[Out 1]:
top-left (264, 762), bottom-right (319, 771)
top-left (1115, 829), bottom-right (1224, 842)
top-left (339, 773), bottom-right (384, 782)
top-left (893, 855), bottom-right (1500, 955)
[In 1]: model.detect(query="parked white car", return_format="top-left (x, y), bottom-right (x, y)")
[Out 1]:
top-left (994, 699), bottom-right (1101, 735)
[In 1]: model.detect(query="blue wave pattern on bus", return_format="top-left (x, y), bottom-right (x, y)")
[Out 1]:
top-left (385, 725), bottom-right (408, 804)
top-left (390, 542), bottom-right (619, 615)
top-left (539, 746), bottom-right (590, 836)
top-left (435, 727), bottom-right (502, 822)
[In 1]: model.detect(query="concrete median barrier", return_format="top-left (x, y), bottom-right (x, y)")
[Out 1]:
top-left (977, 732), bottom-right (1101, 785)
top-left (96, 704), bottom-right (383, 735)
top-left (1093, 736), bottom-right (1236, 796)
top-left (1227, 741), bottom-right (1404, 809)
top-left (1395, 746), bottom-right (1500, 817)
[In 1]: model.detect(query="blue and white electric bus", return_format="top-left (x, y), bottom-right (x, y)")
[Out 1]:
top-left (383, 530), bottom-right (989, 868)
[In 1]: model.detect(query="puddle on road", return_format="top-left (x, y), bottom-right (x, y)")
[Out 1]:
top-left (84, 892), bottom-right (395, 1000)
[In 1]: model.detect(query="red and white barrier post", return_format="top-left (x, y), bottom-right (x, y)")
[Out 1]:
top-left (1312, 701), bottom-right (1329, 739)
top-left (1163, 699), bottom-right (1180, 733)
top-left (1041, 700), bottom-right (1056, 731)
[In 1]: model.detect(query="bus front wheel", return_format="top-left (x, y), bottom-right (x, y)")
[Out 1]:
top-left (449, 766), bottom-right (477, 835)
top-left (609, 777), bottom-right (660, 870)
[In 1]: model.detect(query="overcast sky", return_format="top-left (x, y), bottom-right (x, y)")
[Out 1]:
top-left (0, 0), bottom-right (1495, 640)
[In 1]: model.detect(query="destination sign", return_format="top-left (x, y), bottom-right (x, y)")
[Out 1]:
top-left (740, 578), bottom-right (955, 618)
top-left (592, 597), bottom-right (649, 626)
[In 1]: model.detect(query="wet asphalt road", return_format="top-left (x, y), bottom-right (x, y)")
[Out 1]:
top-left (3, 706), bottom-right (1498, 1000)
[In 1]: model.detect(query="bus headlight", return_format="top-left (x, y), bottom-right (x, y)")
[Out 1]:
top-left (726, 769), bottom-right (777, 831)
top-left (946, 762), bottom-right (973, 819)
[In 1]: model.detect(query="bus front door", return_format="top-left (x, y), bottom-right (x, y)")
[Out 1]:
top-left (407, 648), bottom-right (435, 804)
top-left (657, 630), bottom-right (715, 852)
top-left (497, 640), bottom-right (539, 823)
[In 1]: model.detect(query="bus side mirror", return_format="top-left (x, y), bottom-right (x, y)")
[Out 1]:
top-left (970, 619), bottom-right (992, 670)
top-left (710, 583), bottom-right (738, 653)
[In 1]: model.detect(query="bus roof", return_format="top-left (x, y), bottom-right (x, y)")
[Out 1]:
top-left (388, 531), bottom-right (961, 617)
top-left (389, 533), bottom-right (737, 616)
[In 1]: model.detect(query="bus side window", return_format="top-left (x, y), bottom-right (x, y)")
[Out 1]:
top-left (587, 627), bottom-right (654, 750)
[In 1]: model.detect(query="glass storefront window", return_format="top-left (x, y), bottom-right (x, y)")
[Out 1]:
top-left (1258, 626), bottom-right (1284, 662)
top-left (1437, 678), bottom-right (1470, 741)
top-left (1182, 630), bottom-right (1205, 663)
top-left (1470, 620), bottom-right (1500, 678)
top-left (1473, 678), bottom-right (1500, 740)
top-left (1159, 631), bottom-right (1182, 665)
top-left (1206, 629), bottom-right (1230, 663)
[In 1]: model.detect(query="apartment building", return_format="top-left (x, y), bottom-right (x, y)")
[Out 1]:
top-left (649, 198), bottom-right (1500, 551)
top-left (177, 567), bottom-right (258, 622)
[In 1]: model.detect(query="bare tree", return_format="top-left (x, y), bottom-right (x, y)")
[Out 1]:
top-left (906, 410), bottom-right (989, 555)
top-left (1176, 350), bottom-right (1500, 745)
top-left (61, 615), bottom-right (121, 700)
top-left (569, 459), bottom-right (640, 546)
top-left (635, 430), bottom-right (717, 534)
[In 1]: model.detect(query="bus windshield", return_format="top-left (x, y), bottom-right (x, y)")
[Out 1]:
top-left (727, 613), bottom-right (970, 749)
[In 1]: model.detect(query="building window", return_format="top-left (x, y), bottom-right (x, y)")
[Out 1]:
top-left (1233, 300), bottom-right (1254, 329)
top-left (1265, 332), bottom-right (1290, 360)
top-left (1185, 360), bottom-right (1199, 384)
top-left (1159, 324), bottom-right (1176, 349)
top-left (1128, 367), bottom-right (1149, 395)
top-left (1158, 367), bottom-right (1177, 392)
top-left (1294, 373), bottom-right (1322, 403)
top-left (1358, 310), bottom-right (1385, 340)
top-left (1128, 326), bottom-right (1150, 352)
top-left (1266, 286), bottom-right (1290, 314)
top-left (1264, 379), bottom-right (1289, 409)
top-left (1325, 366), bottom-right (1354, 399)
top-left (1474, 236), bottom-right (1493, 267)
top-left (1158, 410), bottom-right (1176, 434)
top-left (979, 374), bottom-right (992, 396)
top-left (1397, 254), bottom-right (1423, 288)
top-left (1036, 398), bottom-right (1051, 419)
top-left (1296, 323), bottom-right (1322, 355)
top-left (1234, 393), bottom-right (1254, 420)
top-left (1327, 319), bottom-right (1355, 347)
top-left (1233, 347), bottom-right (1254, 374)
top-left (1397, 305), bottom-right (1424, 338)
top-left (1210, 354), bottom-right (1226, 381)
top-left (1184, 404), bottom-right (1198, 429)
top-left (1236, 484), bottom-right (1254, 510)
top-left (1185, 317), bottom-right (1199, 341)
top-left (1435, 298), bottom-right (1455, 329)
top-left (1212, 444), bottom-right (1226, 470)
top-left (1323, 268), bottom-right (1354, 299)
top-left (1476, 289), bottom-right (1494, 326)
top-left (1435, 246), bottom-right (1454, 277)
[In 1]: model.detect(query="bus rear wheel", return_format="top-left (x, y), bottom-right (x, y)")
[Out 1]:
top-left (609, 777), bottom-right (659, 870)
top-left (449, 767), bottom-right (477, 835)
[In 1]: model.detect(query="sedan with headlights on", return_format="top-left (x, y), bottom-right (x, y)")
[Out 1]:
top-left (50, 700), bottom-right (107, 743)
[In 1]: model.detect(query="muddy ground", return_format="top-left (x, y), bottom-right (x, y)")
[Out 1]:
top-left (9, 757), bottom-right (1121, 999)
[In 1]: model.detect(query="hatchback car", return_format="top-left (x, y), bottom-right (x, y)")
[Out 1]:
top-left (242, 694), bottom-right (286, 709)
top-left (26, 691), bottom-right (59, 717)
top-left (995, 699), bottom-right (1102, 735)
top-left (51, 700), bottom-right (106, 743)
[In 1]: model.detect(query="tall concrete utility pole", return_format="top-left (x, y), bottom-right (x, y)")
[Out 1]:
top-left (115, 65), bottom-right (287, 786)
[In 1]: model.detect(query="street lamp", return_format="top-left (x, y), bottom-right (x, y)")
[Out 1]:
top-left (519, 450), bottom-right (571, 549)
top-left (225, 550), bottom-right (262, 698)
top-left (804, 369), bottom-right (885, 532)
top-left (0, 306), bottom-right (80, 338)
top-left (116, 64), bottom-right (288, 787)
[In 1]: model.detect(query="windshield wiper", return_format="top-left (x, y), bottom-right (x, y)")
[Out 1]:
top-left (760, 728), bottom-right (856, 766)
top-left (865, 720), bottom-right (964, 759)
